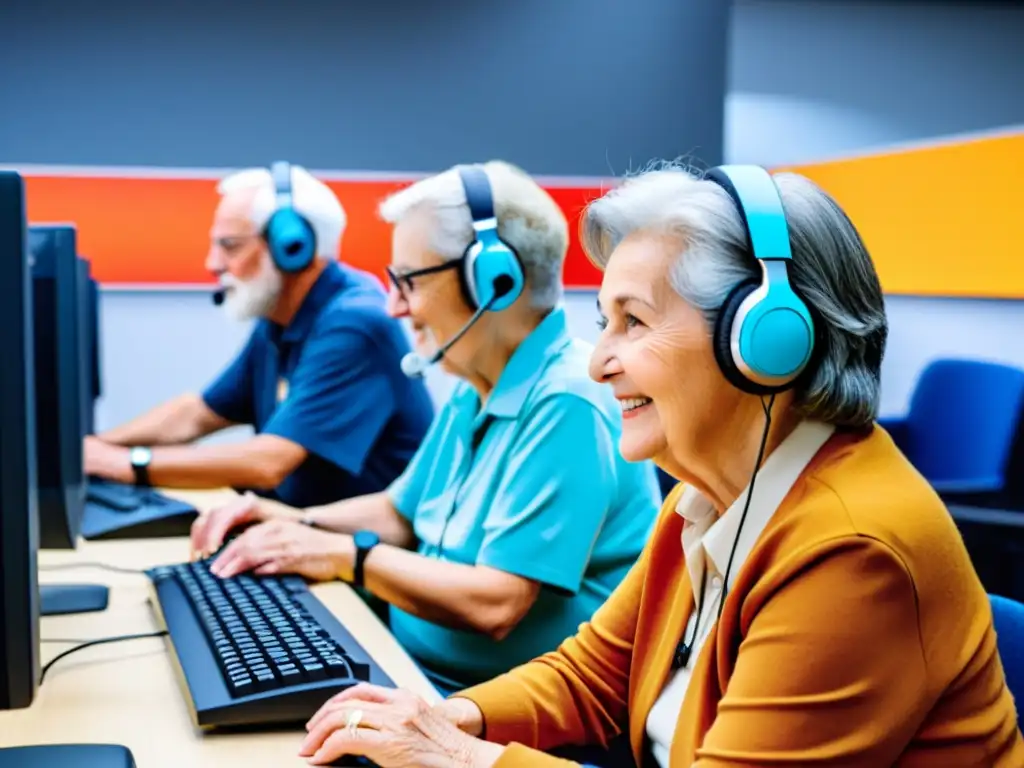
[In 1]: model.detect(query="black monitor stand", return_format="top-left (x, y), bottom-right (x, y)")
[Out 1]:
top-left (0, 744), bottom-right (135, 767)
top-left (39, 584), bottom-right (109, 616)
top-left (37, 484), bottom-right (108, 616)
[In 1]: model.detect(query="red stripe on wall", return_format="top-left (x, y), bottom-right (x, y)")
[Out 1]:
top-left (22, 173), bottom-right (609, 288)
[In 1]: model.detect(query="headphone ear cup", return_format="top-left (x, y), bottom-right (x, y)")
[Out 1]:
top-left (713, 279), bottom-right (767, 395)
top-left (265, 210), bottom-right (317, 273)
top-left (466, 237), bottom-right (524, 312)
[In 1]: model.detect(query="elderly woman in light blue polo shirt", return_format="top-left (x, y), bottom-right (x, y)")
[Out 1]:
top-left (191, 160), bottom-right (661, 696)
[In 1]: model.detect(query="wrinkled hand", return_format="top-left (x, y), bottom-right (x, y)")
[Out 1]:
top-left (190, 491), bottom-right (300, 558)
top-left (307, 684), bottom-right (484, 736)
top-left (300, 684), bottom-right (503, 767)
top-left (208, 518), bottom-right (354, 582)
top-left (83, 436), bottom-right (132, 484)
top-left (432, 698), bottom-right (486, 738)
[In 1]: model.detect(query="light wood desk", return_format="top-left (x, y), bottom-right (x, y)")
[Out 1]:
top-left (0, 489), bottom-right (441, 766)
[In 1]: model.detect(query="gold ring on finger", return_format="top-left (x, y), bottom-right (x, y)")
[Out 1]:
top-left (346, 708), bottom-right (364, 738)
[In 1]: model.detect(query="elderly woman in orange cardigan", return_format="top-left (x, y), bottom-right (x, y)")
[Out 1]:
top-left (296, 163), bottom-right (1024, 767)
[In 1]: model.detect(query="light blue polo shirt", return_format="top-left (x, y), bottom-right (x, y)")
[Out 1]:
top-left (386, 307), bottom-right (661, 690)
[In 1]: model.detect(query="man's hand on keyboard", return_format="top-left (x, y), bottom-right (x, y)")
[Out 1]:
top-left (191, 491), bottom-right (302, 558)
top-left (208, 518), bottom-right (356, 583)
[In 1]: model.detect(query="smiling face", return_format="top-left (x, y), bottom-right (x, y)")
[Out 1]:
top-left (590, 231), bottom-right (744, 469)
top-left (385, 208), bottom-right (481, 375)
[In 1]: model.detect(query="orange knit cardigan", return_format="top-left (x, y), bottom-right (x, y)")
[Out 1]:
top-left (457, 427), bottom-right (1024, 767)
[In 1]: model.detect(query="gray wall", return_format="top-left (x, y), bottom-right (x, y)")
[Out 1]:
top-left (726, 0), bottom-right (1024, 165)
top-left (0, 0), bottom-right (727, 175)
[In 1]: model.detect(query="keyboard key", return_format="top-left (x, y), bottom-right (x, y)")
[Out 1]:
top-left (155, 559), bottom-right (367, 699)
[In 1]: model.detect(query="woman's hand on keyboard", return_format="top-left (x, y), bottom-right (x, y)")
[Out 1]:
top-left (308, 684), bottom-right (484, 738)
top-left (208, 518), bottom-right (356, 583)
top-left (300, 685), bottom-right (502, 768)
top-left (190, 491), bottom-right (301, 559)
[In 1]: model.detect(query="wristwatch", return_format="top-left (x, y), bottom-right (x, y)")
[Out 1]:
top-left (352, 530), bottom-right (381, 588)
top-left (129, 446), bottom-right (152, 487)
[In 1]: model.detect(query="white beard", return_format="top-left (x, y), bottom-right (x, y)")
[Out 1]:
top-left (219, 257), bottom-right (283, 321)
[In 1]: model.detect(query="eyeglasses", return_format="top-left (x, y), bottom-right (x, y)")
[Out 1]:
top-left (211, 234), bottom-right (260, 255)
top-left (386, 260), bottom-right (461, 299)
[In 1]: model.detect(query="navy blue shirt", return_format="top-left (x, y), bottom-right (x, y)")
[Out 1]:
top-left (202, 262), bottom-right (434, 508)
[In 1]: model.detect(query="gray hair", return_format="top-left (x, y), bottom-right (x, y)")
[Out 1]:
top-left (378, 161), bottom-right (569, 310)
top-left (582, 160), bottom-right (888, 429)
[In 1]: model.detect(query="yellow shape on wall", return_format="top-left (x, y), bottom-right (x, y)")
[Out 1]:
top-left (781, 130), bottom-right (1024, 299)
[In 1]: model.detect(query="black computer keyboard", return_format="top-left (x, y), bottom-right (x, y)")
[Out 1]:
top-left (83, 479), bottom-right (199, 539)
top-left (146, 558), bottom-right (394, 729)
top-left (86, 479), bottom-right (158, 512)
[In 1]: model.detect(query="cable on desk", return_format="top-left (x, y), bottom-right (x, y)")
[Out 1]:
top-left (40, 631), bottom-right (169, 683)
top-left (41, 637), bottom-right (99, 644)
top-left (38, 561), bottom-right (146, 575)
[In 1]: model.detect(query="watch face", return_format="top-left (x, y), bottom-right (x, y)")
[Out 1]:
top-left (130, 446), bottom-right (152, 466)
top-left (353, 530), bottom-right (380, 550)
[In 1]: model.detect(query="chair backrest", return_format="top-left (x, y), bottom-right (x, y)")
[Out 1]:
top-left (990, 593), bottom-right (1024, 714)
top-left (904, 359), bottom-right (1024, 483)
top-left (1001, 419), bottom-right (1024, 508)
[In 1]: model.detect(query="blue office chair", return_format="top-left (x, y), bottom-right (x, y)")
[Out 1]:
top-left (990, 594), bottom-right (1024, 715)
top-left (879, 359), bottom-right (1024, 507)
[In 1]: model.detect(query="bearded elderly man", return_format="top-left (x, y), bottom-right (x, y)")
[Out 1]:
top-left (84, 162), bottom-right (434, 508)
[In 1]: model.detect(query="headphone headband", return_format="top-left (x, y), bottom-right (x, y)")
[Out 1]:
top-left (263, 160), bottom-right (317, 273)
top-left (704, 165), bottom-right (792, 262)
top-left (705, 164), bottom-right (814, 395)
top-left (271, 160), bottom-right (294, 209)
top-left (458, 165), bottom-right (497, 226)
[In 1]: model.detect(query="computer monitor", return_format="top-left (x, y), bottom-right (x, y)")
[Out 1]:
top-left (28, 226), bottom-right (109, 618)
top-left (76, 256), bottom-right (101, 435)
top-left (0, 173), bottom-right (135, 765)
top-left (0, 170), bottom-right (41, 710)
top-left (29, 225), bottom-right (86, 550)
top-left (91, 273), bottom-right (103, 403)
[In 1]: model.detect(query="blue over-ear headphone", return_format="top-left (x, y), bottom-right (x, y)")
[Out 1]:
top-left (456, 165), bottom-right (525, 312)
top-left (705, 164), bottom-right (815, 395)
top-left (263, 161), bottom-right (317, 273)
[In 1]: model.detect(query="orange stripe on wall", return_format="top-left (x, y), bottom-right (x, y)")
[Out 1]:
top-left (22, 174), bottom-right (608, 288)
top-left (784, 131), bottom-right (1024, 299)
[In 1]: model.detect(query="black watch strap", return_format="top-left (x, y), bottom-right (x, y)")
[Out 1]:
top-left (352, 531), bottom-right (380, 588)
top-left (132, 463), bottom-right (151, 487)
top-left (130, 446), bottom-right (152, 487)
top-left (353, 551), bottom-right (369, 589)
